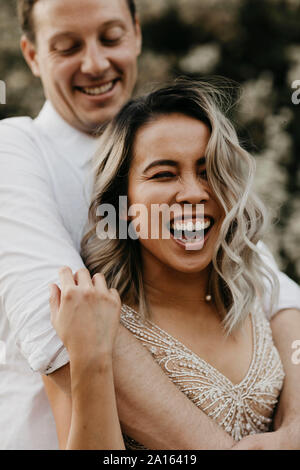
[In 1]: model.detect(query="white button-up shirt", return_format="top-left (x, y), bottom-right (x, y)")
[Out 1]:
top-left (0, 101), bottom-right (299, 449)
top-left (0, 101), bottom-right (98, 449)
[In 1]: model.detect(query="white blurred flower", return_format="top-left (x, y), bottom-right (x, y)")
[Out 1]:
top-left (176, 0), bottom-right (242, 23)
top-left (6, 69), bottom-right (32, 91)
top-left (282, 198), bottom-right (300, 276)
top-left (179, 43), bottom-right (220, 74)
top-left (238, 73), bottom-right (274, 123)
top-left (136, 51), bottom-right (174, 93)
top-left (175, 0), bottom-right (243, 41)
top-left (264, 109), bottom-right (293, 163)
top-left (254, 151), bottom-right (288, 210)
top-left (286, 45), bottom-right (300, 85)
top-left (269, 0), bottom-right (300, 9)
top-left (138, 0), bottom-right (172, 22)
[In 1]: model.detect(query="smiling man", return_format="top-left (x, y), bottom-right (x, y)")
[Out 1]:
top-left (0, 0), bottom-right (299, 450)
top-left (21, 0), bottom-right (141, 132)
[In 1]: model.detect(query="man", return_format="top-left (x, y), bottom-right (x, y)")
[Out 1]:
top-left (0, 0), bottom-right (299, 450)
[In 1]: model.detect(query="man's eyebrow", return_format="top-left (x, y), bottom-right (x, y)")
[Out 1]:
top-left (49, 20), bottom-right (126, 42)
top-left (143, 157), bottom-right (206, 173)
top-left (49, 32), bottom-right (79, 43)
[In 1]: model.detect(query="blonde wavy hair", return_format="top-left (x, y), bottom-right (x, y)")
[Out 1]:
top-left (81, 78), bottom-right (277, 333)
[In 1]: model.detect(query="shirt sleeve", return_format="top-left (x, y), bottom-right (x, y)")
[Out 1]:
top-left (258, 241), bottom-right (300, 319)
top-left (0, 119), bottom-right (86, 374)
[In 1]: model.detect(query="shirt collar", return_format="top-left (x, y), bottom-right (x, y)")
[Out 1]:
top-left (35, 101), bottom-right (95, 142)
top-left (34, 101), bottom-right (99, 165)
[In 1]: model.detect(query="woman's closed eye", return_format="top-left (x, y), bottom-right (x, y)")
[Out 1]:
top-left (58, 46), bottom-right (81, 55)
top-left (199, 169), bottom-right (207, 180)
top-left (150, 171), bottom-right (176, 180)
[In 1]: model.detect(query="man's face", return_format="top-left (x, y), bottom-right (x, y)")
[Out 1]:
top-left (23, 0), bottom-right (141, 134)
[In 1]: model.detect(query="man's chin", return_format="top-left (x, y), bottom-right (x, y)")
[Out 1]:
top-left (73, 112), bottom-right (112, 135)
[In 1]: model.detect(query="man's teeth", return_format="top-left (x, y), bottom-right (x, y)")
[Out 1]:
top-left (80, 81), bottom-right (114, 96)
top-left (171, 219), bottom-right (211, 232)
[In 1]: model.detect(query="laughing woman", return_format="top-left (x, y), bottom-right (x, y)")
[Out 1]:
top-left (47, 79), bottom-right (285, 449)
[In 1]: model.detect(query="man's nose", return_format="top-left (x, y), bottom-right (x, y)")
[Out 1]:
top-left (80, 43), bottom-right (110, 76)
top-left (175, 176), bottom-right (210, 205)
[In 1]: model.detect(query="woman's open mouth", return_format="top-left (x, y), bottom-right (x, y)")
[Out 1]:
top-left (167, 216), bottom-right (215, 251)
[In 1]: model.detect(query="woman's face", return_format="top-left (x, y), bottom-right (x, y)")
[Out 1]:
top-left (127, 113), bottom-right (225, 275)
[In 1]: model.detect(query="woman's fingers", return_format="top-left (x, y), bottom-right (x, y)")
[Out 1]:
top-left (92, 272), bottom-right (109, 291)
top-left (93, 275), bottom-right (121, 309)
top-left (59, 266), bottom-right (76, 290)
top-left (49, 284), bottom-right (61, 317)
top-left (74, 268), bottom-right (93, 287)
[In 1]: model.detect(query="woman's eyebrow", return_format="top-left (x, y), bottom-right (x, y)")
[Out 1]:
top-left (143, 156), bottom-right (206, 173)
top-left (197, 157), bottom-right (206, 166)
top-left (143, 160), bottom-right (178, 173)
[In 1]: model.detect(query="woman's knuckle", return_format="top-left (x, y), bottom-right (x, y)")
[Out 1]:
top-left (78, 268), bottom-right (89, 276)
top-left (93, 272), bottom-right (102, 279)
top-left (63, 287), bottom-right (76, 301)
top-left (100, 291), bottom-right (110, 302)
top-left (81, 287), bottom-right (94, 300)
top-left (94, 272), bottom-right (105, 281)
top-left (59, 266), bottom-right (70, 275)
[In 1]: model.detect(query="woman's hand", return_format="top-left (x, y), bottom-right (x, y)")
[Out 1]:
top-left (49, 267), bottom-right (121, 366)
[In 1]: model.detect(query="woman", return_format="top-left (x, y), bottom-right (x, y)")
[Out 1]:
top-left (47, 79), bottom-right (284, 449)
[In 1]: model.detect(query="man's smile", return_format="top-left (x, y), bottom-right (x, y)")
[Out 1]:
top-left (74, 79), bottom-right (119, 97)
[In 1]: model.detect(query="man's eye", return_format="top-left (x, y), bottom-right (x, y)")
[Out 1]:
top-left (102, 27), bottom-right (124, 44)
top-left (53, 37), bottom-right (77, 50)
top-left (55, 44), bottom-right (80, 55)
top-left (151, 172), bottom-right (175, 179)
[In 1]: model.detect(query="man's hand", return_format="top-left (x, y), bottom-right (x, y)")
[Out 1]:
top-left (232, 308), bottom-right (300, 450)
top-left (232, 427), bottom-right (299, 450)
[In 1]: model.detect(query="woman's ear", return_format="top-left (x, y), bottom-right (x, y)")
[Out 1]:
top-left (20, 35), bottom-right (41, 77)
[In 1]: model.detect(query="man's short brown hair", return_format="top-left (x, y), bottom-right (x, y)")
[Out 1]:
top-left (17, 0), bottom-right (137, 43)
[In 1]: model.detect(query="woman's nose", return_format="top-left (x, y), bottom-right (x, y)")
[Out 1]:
top-left (175, 176), bottom-right (210, 205)
top-left (80, 43), bottom-right (110, 76)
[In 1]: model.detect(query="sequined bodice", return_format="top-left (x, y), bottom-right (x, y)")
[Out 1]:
top-left (120, 304), bottom-right (285, 448)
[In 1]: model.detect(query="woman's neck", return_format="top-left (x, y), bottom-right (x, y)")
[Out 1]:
top-left (142, 258), bottom-right (212, 314)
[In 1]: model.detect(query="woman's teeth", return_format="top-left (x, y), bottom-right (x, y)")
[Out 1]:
top-left (171, 219), bottom-right (211, 232)
top-left (79, 81), bottom-right (115, 96)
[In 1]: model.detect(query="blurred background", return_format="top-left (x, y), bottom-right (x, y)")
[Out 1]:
top-left (0, 0), bottom-right (299, 283)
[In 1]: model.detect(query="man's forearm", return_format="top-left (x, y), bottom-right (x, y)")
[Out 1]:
top-left (270, 309), bottom-right (300, 430)
top-left (231, 309), bottom-right (300, 450)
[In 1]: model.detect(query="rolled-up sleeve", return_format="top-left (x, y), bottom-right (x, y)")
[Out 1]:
top-left (0, 120), bottom-right (85, 374)
top-left (258, 241), bottom-right (300, 318)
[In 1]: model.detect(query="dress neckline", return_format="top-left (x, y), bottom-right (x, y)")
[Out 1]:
top-left (122, 304), bottom-right (257, 389)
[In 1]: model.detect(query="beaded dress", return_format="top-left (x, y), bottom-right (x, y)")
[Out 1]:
top-left (120, 304), bottom-right (285, 449)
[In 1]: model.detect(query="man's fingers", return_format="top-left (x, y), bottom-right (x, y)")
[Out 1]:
top-left (74, 268), bottom-right (93, 287)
